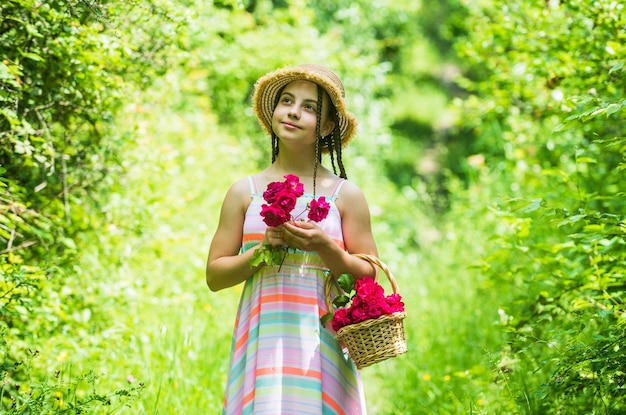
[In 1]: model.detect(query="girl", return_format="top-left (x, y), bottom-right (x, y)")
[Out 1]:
top-left (206, 64), bottom-right (377, 415)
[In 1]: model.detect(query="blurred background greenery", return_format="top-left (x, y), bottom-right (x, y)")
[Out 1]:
top-left (1, 0), bottom-right (624, 413)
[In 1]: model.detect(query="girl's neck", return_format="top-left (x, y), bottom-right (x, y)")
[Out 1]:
top-left (271, 157), bottom-right (317, 177)
top-left (270, 145), bottom-right (318, 176)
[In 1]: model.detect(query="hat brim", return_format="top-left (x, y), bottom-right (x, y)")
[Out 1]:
top-left (252, 65), bottom-right (357, 147)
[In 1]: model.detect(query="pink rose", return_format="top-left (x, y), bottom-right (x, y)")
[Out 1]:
top-left (263, 181), bottom-right (286, 204)
top-left (308, 196), bottom-right (331, 222)
top-left (260, 204), bottom-right (290, 227)
top-left (326, 272), bottom-right (405, 331)
top-left (363, 302), bottom-right (385, 320)
top-left (354, 277), bottom-right (385, 302)
top-left (284, 174), bottom-right (304, 197)
top-left (386, 293), bottom-right (405, 313)
top-left (349, 304), bottom-right (370, 324)
top-left (366, 296), bottom-right (392, 316)
top-left (331, 308), bottom-right (352, 331)
top-left (274, 189), bottom-right (298, 212)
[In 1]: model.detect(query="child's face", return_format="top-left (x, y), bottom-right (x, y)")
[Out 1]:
top-left (271, 80), bottom-right (335, 148)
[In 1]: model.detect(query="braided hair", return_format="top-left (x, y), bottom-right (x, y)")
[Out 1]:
top-left (271, 84), bottom-right (348, 197)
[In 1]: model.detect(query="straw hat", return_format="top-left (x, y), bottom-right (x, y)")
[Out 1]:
top-left (252, 64), bottom-right (358, 147)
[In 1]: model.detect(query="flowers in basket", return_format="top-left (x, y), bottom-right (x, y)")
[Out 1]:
top-left (321, 259), bottom-right (408, 369)
top-left (250, 174), bottom-right (331, 267)
top-left (320, 273), bottom-right (405, 331)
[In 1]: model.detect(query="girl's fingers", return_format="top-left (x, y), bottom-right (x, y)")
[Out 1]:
top-left (264, 227), bottom-right (283, 246)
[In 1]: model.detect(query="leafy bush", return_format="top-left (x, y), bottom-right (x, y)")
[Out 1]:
top-left (0, 0), bottom-right (184, 412)
top-left (0, 258), bottom-right (144, 413)
top-left (0, 0), bottom-right (184, 263)
top-left (453, 0), bottom-right (626, 412)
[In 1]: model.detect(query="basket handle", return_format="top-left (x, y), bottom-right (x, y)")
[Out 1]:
top-left (324, 253), bottom-right (399, 312)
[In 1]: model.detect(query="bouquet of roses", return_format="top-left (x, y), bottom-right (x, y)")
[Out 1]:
top-left (250, 174), bottom-right (331, 267)
top-left (321, 273), bottom-right (405, 331)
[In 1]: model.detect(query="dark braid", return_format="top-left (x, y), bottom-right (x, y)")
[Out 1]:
top-left (334, 127), bottom-right (347, 179)
top-left (313, 86), bottom-right (323, 197)
top-left (322, 112), bottom-right (348, 180)
top-left (271, 86), bottom-right (285, 163)
top-left (325, 135), bottom-right (337, 175)
top-left (271, 132), bottom-right (279, 162)
top-left (319, 97), bottom-right (348, 180)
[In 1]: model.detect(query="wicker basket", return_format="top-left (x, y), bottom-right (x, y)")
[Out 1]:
top-left (324, 254), bottom-right (407, 369)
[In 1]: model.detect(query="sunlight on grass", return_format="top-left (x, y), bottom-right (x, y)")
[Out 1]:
top-left (111, 90), bottom-right (249, 413)
top-left (361, 210), bottom-right (506, 414)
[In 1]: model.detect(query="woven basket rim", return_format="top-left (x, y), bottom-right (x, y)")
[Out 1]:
top-left (335, 311), bottom-right (406, 337)
top-left (335, 312), bottom-right (408, 369)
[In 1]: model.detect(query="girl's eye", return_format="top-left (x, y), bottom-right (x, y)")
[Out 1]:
top-left (305, 104), bottom-right (317, 111)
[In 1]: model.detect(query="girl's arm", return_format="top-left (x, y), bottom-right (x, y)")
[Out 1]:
top-left (205, 179), bottom-right (271, 291)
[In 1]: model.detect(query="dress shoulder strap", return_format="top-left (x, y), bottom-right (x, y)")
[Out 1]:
top-left (330, 178), bottom-right (347, 198)
top-left (247, 175), bottom-right (259, 196)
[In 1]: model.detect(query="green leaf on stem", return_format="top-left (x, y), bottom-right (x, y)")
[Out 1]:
top-left (332, 294), bottom-right (351, 308)
top-left (320, 312), bottom-right (333, 326)
top-left (250, 244), bottom-right (287, 267)
top-left (337, 273), bottom-right (355, 293)
top-left (250, 244), bottom-right (274, 267)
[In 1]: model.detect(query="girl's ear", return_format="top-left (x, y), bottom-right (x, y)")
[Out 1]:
top-left (321, 121), bottom-right (336, 137)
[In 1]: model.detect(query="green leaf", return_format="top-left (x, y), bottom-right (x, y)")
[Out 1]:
top-left (518, 198), bottom-right (544, 213)
top-left (21, 52), bottom-right (45, 62)
top-left (250, 244), bottom-right (274, 267)
top-left (608, 61), bottom-right (624, 74)
top-left (552, 123), bottom-right (567, 133)
top-left (320, 312), bottom-right (333, 326)
top-left (605, 102), bottom-right (623, 116)
top-left (337, 273), bottom-right (355, 293)
top-left (556, 214), bottom-right (587, 227)
top-left (270, 248), bottom-right (284, 265)
top-left (249, 250), bottom-right (265, 267)
top-left (598, 307), bottom-right (614, 320)
top-left (332, 295), bottom-right (351, 308)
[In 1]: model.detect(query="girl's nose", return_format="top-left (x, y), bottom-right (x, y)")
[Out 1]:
top-left (288, 106), bottom-right (300, 119)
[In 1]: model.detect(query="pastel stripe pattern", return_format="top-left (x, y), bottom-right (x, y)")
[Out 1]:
top-left (222, 177), bottom-right (366, 415)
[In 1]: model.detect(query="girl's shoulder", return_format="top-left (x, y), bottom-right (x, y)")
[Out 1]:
top-left (334, 179), bottom-right (372, 223)
top-left (335, 179), bottom-right (365, 198)
top-left (229, 176), bottom-right (253, 193)
top-left (334, 179), bottom-right (369, 209)
top-left (223, 176), bottom-right (257, 205)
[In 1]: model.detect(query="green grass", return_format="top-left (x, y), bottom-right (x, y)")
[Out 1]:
top-left (361, 201), bottom-right (509, 414)
top-left (98, 93), bottom-right (248, 414)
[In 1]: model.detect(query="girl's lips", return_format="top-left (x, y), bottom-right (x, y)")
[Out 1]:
top-left (282, 122), bottom-right (300, 129)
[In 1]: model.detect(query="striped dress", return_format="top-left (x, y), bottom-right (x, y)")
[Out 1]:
top-left (222, 176), bottom-right (366, 415)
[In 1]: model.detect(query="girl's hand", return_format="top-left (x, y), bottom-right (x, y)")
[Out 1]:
top-left (280, 220), bottom-right (332, 252)
top-left (264, 226), bottom-right (285, 247)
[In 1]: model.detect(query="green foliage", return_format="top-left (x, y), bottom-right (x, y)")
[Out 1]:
top-left (453, 0), bottom-right (626, 412)
top-left (0, 0), bottom-right (184, 263)
top-left (249, 244), bottom-right (287, 267)
top-left (0, 354), bottom-right (144, 414)
top-left (336, 273), bottom-right (356, 295)
top-left (320, 273), bottom-right (355, 326)
top-left (0, 257), bottom-right (144, 413)
top-left (0, 0), bottom-right (184, 413)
